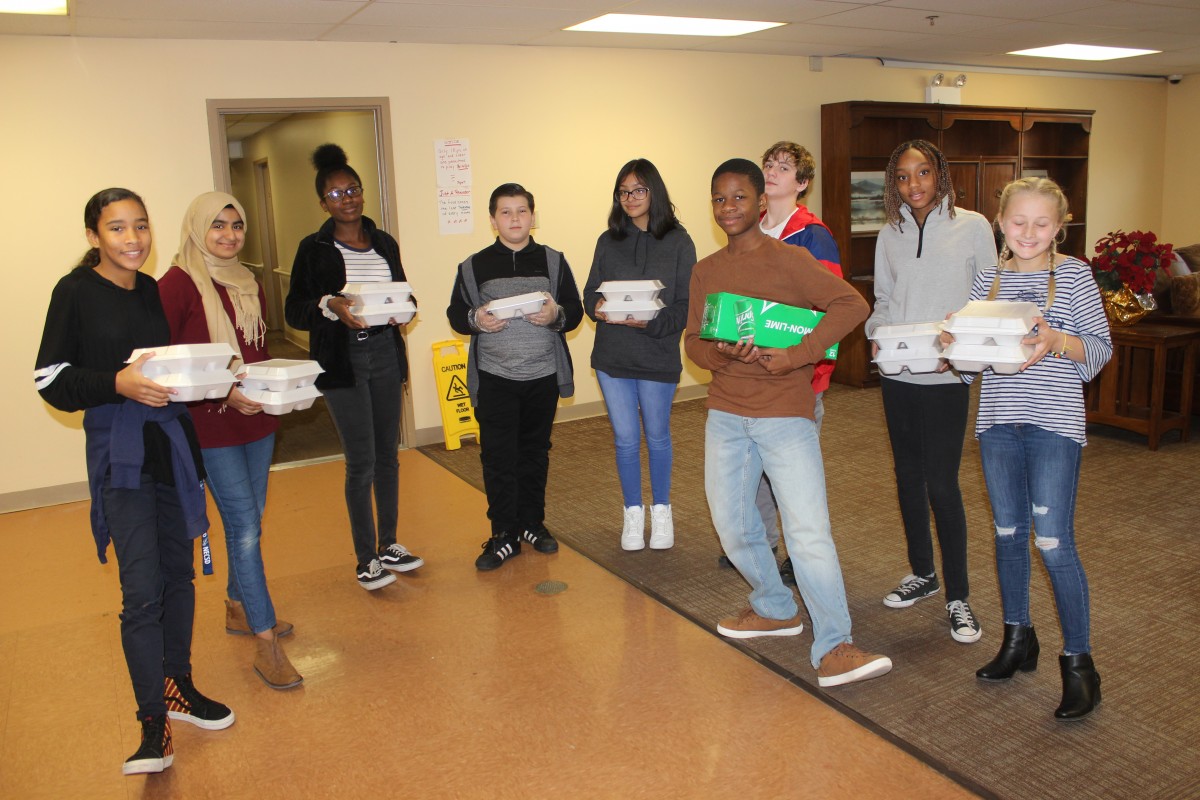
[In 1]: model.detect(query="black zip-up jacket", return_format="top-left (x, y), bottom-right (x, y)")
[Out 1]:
top-left (285, 215), bottom-right (409, 390)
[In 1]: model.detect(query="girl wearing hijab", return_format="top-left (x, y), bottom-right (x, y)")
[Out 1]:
top-left (158, 191), bottom-right (302, 690)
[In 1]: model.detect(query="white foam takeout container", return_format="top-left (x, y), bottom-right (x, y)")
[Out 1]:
top-left (127, 343), bottom-right (236, 378)
top-left (341, 281), bottom-right (412, 305)
top-left (597, 280), bottom-right (665, 302)
top-left (945, 301), bottom-right (1041, 346)
top-left (870, 321), bottom-right (943, 351)
top-left (874, 346), bottom-right (944, 375)
top-left (352, 301), bottom-right (417, 327)
top-left (601, 298), bottom-right (665, 322)
top-left (154, 370), bottom-right (238, 403)
top-left (943, 342), bottom-right (1035, 375)
top-left (486, 292), bottom-right (546, 319)
top-left (240, 385), bottom-right (322, 416)
top-left (240, 359), bottom-right (324, 392)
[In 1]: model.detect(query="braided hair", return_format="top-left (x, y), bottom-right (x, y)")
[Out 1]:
top-left (987, 177), bottom-right (1071, 310)
top-left (883, 139), bottom-right (955, 233)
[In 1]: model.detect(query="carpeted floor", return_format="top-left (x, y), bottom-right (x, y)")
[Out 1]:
top-left (419, 383), bottom-right (1200, 800)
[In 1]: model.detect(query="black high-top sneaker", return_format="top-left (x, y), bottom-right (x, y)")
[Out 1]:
top-left (164, 674), bottom-right (235, 730)
top-left (122, 714), bottom-right (173, 775)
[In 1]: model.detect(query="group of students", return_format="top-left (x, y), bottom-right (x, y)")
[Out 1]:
top-left (34, 135), bottom-right (1109, 777)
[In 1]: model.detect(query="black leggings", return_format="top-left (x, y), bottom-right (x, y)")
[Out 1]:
top-left (881, 378), bottom-right (970, 601)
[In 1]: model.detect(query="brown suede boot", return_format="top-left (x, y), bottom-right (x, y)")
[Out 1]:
top-left (253, 636), bottom-right (304, 690)
top-left (225, 599), bottom-right (294, 638)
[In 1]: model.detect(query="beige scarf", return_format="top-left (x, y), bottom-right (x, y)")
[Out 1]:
top-left (173, 192), bottom-right (264, 372)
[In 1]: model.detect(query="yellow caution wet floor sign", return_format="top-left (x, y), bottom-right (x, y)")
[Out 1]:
top-left (431, 339), bottom-right (479, 450)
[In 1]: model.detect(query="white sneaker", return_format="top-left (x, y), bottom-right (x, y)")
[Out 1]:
top-left (621, 505), bottom-right (645, 551)
top-left (649, 503), bottom-right (674, 549)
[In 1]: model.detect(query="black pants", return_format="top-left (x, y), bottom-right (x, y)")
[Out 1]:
top-left (881, 378), bottom-right (970, 601)
top-left (323, 331), bottom-right (403, 568)
top-left (102, 473), bottom-right (195, 717)
top-left (474, 370), bottom-right (559, 536)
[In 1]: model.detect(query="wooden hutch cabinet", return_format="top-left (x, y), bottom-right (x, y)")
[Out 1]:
top-left (820, 101), bottom-right (1093, 387)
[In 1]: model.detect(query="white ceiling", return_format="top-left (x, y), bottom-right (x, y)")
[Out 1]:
top-left (4, 0), bottom-right (1199, 78)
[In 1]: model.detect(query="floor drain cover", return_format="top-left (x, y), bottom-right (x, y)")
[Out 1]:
top-left (535, 580), bottom-right (568, 595)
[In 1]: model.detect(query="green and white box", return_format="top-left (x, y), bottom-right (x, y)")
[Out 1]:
top-left (699, 292), bottom-right (839, 359)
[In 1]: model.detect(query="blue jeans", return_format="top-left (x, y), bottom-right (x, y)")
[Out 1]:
top-left (705, 410), bottom-right (852, 667)
top-left (979, 424), bottom-right (1090, 654)
top-left (323, 331), bottom-right (403, 567)
top-left (757, 391), bottom-right (824, 548)
top-left (202, 433), bottom-right (277, 635)
top-left (596, 371), bottom-right (677, 507)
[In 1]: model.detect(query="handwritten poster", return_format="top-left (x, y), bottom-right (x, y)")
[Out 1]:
top-left (435, 139), bottom-right (473, 234)
top-left (438, 188), bottom-right (473, 235)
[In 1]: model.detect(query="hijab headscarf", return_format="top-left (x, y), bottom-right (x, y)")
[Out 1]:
top-left (173, 192), bottom-right (264, 372)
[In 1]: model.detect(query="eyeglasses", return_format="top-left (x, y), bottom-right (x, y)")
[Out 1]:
top-left (324, 185), bottom-right (363, 202)
top-left (617, 187), bottom-right (649, 200)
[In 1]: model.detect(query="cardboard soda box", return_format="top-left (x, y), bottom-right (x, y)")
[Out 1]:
top-left (699, 292), bottom-right (839, 359)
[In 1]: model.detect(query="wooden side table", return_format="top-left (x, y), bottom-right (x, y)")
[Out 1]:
top-left (1086, 322), bottom-right (1200, 449)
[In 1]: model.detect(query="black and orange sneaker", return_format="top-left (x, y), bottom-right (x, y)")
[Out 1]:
top-left (122, 713), bottom-right (173, 775)
top-left (164, 674), bottom-right (235, 731)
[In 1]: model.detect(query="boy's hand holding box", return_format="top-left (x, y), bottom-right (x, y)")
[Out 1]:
top-left (699, 292), bottom-right (839, 359)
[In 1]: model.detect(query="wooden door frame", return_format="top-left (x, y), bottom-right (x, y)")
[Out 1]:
top-left (205, 96), bottom-right (415, 450)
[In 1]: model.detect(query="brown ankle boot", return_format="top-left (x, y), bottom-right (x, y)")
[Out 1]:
top-left (253, 636), bottom-right (303, 690)
top-left (225, 599), bottom-right (294, 638)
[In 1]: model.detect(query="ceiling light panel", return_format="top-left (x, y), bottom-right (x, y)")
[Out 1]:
top-left (566, 14), bottom-right (784, 37)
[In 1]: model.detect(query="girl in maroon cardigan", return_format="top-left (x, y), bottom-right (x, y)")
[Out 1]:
top-left (158, 191), bottom-right (302, 690)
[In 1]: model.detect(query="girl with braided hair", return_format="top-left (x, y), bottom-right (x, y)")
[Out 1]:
top-left (864, 140), bottom-right (997, 644)
top-left (954, 177), bottom-right (1110, 720)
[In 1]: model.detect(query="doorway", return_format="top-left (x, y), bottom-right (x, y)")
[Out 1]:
top-left (206, 97), bottom-right (414, 463)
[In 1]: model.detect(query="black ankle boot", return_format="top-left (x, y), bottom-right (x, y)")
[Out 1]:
top-left (976, 624), bottom-right (1039, 681)
top-left (1055, 653), bottom-right (1101, 720)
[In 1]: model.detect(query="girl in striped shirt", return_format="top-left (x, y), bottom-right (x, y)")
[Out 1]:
top-left (954, 177), bottom-right (1111, 721)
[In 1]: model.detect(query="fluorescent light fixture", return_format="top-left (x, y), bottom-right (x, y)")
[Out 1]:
top-left (566, 13), bottom-right (784, 37)
top-left (0, 0), bottom-right (67, 13)
top-left (1008, 44), bottom-right (1159, 61)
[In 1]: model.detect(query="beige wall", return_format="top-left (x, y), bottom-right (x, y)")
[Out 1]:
top-left (1162, 78), bottom-right (1200, 246)
top-left (2, 35), bottom-right (1180, 498)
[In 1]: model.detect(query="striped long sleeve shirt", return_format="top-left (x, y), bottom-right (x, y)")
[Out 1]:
top-left (964, 257), bottom-right (1112, 445)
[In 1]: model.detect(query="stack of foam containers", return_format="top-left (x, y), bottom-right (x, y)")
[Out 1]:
top-left (239, 359), bottom-right (325, 415)
top-left (485, 292), bottom-right (546, 319)
top-left (128, 343), bottom-right (237, 402)
top-left (870, 321), bottom-right (945, 375)
top-left (597, 280), bottom-right (666, 321)
top-left (342, 281), bottom-right (416, 326)
top-left (943, 301), bottom-right (1040, 374)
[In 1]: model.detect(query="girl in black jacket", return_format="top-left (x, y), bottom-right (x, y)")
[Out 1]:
top-left (284, 145), bottom-right (424, 590)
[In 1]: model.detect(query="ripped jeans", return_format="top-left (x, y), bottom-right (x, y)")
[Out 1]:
top-left (979, 424), bottom-right (1090, 654)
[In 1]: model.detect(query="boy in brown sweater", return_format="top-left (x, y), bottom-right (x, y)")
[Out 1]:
top-left (684, 158), bottom-right (892, 687)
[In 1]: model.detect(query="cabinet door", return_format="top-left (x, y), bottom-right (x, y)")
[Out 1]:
top-left (982, 161), bottom-right (1018, 222)
top-left (948, 162), bottom-right (979, 212)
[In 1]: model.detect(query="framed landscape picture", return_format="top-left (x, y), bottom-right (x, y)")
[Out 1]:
top-left (850, 171), bottom-right (887, 232)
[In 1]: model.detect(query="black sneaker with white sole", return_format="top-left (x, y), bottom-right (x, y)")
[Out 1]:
top-left (947, 599), bottom-right (983, 643)
top-left (379, 543), bottom-right (424, 573)
top-left (357, 558), bottom-right (397, 590)
top-left (122, 714), bottom-right (173, 775)
top-left (883, 573), bottom-right (941, 608)
top-left (476, 534), bottom-right (521, 571)
top-left (164, 674), bottom-right (235, 730)
top-left (520, 525), bottom-right (559, 554)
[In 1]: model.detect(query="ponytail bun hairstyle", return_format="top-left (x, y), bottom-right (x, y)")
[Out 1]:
top-left (311, 143), bottom-right (362, 199)
top-left (77, 187), bottom-right (146, 269)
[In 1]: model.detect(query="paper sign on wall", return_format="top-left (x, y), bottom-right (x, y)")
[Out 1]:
top-left (435, 139), bottom-right (473, 234)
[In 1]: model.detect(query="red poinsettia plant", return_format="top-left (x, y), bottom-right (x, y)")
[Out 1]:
top-left (1090, 229), bottom-right (1174, 295)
